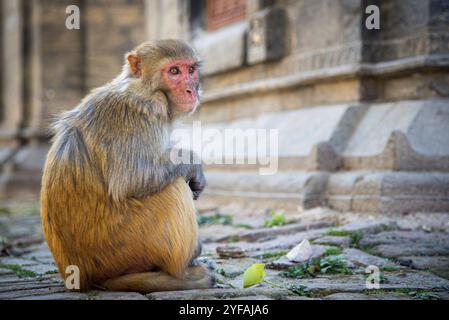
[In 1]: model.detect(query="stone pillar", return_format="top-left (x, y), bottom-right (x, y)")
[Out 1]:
top-left (85, 0), bottom-right (146, 89)
top-left (145, 0), bottom-right (189, 40)
top-left (7, 0), bottom-right (48, 198)
top-left (0, 0), bottom-right (23, 132)
top-left (0, 0), bottom-right (87, 199)
top-left (0, 0), bottom-right (24, 197)
top-left (0, 0), bottom-right (148, 199)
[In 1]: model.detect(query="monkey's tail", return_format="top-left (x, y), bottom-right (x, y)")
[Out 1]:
top-left (101, 265), bottom-right (214, 293)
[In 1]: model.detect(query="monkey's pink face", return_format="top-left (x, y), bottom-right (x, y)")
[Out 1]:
top-left (161, 59), bottom-right (200, 112)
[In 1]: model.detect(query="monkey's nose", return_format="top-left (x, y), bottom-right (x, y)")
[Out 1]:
top-left (186, 89), bottom-right (195, 99)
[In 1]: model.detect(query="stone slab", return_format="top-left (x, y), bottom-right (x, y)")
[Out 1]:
top-left (16, 291), bottom-right (147, 300)
top-left (177, 103), bottom-right (362, 171)
top-left (323, 292), bottom-right (412, 300)
top-left (216, 221), bottom-right (334, 243)
top-left (193, 22), bottom-right (247, 75)
top-left (343, 99), bottom-right (449, 171)
top-left (147, 287), bottom-right (294, 300)
top-left (313, 236), bottom-right (351, 247)
top-left (327, 171), bottom-right (449, 213)
top-left (343, 101), bottom-right (422, 157)
top-left (373, 244), bottom-right (449, 259)
top-left (341, 248), bottom-right (399, 269)
top-left (204, 171), bottom-right (329, 209)
top-left (359, 230), bottom-right (449, 247)
top-left (281, 271), bottom-right (449, 293)
top-left (214, 228), bottom-right (331, 253)
top-left (396, 256), bottom-right (449, 279)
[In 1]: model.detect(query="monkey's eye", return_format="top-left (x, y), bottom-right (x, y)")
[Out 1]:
top-left (169, 67), bottom-right (180, 75)
top-left (188, 66), bottom-right (195, 74)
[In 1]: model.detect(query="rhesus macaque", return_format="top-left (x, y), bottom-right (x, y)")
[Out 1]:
top-left (41, 40), bottom-right (214, 292)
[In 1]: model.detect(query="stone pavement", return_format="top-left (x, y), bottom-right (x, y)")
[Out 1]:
top-left (1, 201), bottom-right (449, 300)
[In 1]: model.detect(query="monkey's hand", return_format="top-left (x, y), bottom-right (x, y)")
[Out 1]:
top-left (186, 164), bottom-right (206, 200)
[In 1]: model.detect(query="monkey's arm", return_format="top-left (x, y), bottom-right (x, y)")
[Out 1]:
top-left (162, 148), bottom-right (206, 200)
top-left (104, 91), bottom-right (205, 201)
top-left (106, 142), bottom-right (205, 202)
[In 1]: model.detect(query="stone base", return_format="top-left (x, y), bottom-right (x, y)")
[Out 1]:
top-left (192, 98), bottom-right (449, 214)
top-left (326, 171), bottom-right (449, 213)
top-left (203, 170), bottom-right (449, 213)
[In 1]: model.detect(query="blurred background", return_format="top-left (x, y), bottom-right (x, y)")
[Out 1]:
top-left (0, 0), bottom-right (449, 214)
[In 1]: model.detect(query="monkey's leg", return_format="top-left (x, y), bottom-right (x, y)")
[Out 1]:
top-left (102, 177), bottom-right (214, 292)
top-left (102, 265), bottom-right (213, 292)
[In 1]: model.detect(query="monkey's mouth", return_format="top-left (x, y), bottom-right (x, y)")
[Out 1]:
top-left (175, 101), bottom-right (197, 112)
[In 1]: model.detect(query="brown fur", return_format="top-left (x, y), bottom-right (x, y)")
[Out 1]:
top-left (40, 40), bottom-right (212, 292)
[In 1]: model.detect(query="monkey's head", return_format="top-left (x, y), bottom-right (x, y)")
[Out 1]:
top-left (126, 40), bottom-right (201, 115)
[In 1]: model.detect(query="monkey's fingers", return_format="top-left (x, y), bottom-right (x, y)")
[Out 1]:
top-left (192, 190), bottom-right (202, 200)
top-left (189, 181), bottom-right (204, 200)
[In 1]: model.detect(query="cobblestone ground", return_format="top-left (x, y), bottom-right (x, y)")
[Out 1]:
top-left (1, 200), bottom-right (449, 300)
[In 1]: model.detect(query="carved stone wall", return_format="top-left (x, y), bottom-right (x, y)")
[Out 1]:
top-left (0, 0), bottom-right (448, 213)
top-left (167, 0), bottom-right (449, 213)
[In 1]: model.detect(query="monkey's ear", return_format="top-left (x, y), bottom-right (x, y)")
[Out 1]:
top-left (127, 53), bottom-right (142, 78)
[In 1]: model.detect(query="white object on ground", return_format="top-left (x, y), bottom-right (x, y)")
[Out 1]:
top-left (286, 239), bottom-right (313, 262)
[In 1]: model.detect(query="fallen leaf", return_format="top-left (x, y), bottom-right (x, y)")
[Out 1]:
top-left (243, 263), bottom-right (266, 288)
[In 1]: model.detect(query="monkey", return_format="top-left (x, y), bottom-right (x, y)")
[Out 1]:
top-left (40, 40), bottom-right (215, 293)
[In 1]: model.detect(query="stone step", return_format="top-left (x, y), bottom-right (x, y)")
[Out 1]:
top-left (202, 170), bottom-right (449, 213)
top-left (178, 99), bottom-right (449, 172)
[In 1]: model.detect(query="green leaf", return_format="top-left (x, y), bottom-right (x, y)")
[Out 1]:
top-left (264, 210), bottom-right (285, 227)
top-left (196, 213), bottom-right (233, 226)
top-left (243, 263), bottom-right (266, 288)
